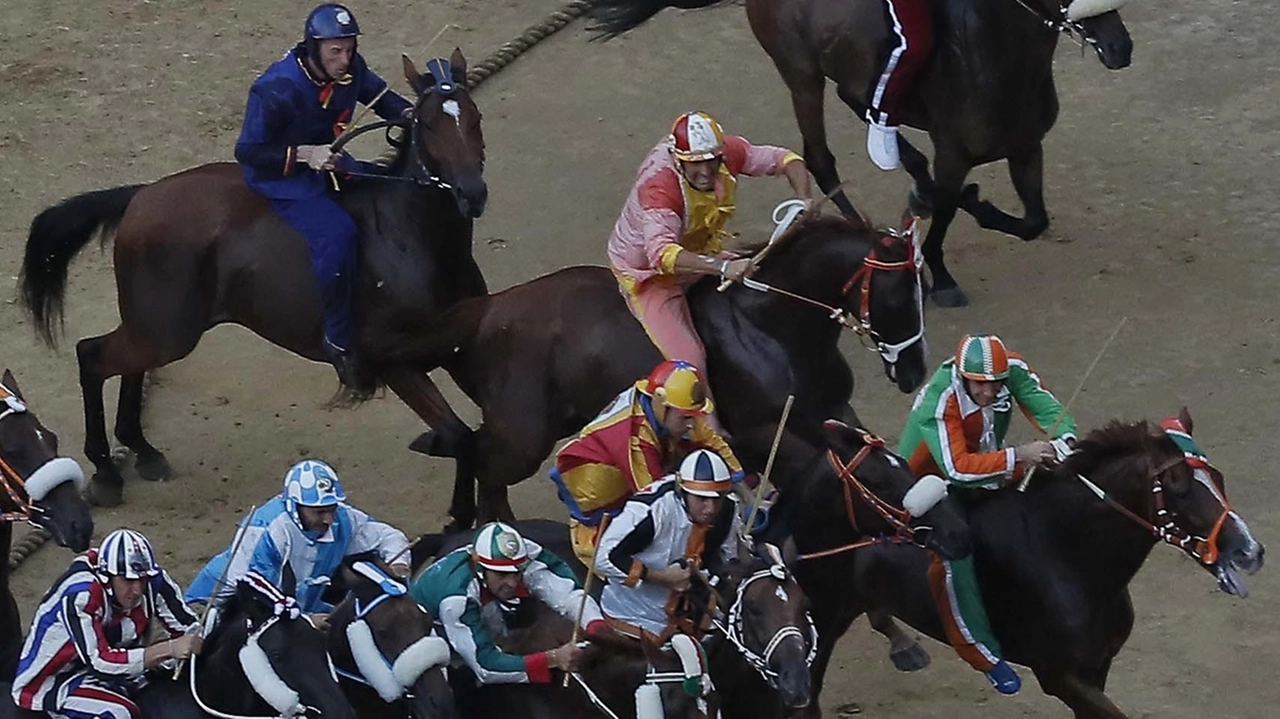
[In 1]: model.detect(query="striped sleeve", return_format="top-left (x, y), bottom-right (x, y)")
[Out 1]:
top-left (1008, 356), bottom-right (1078, 440)
top-left (151, 570), bottom-right (200, 636)
top-left (597, 492), bottom-right (663, 585)
top-left (923, 386), bottom-right (1015, 487)
top-left (437, 596), bottom-right (549, 684)
top-left (61, 586), bottom-right (145, 676)
top-left (524, 541), bottom-right (603, 628)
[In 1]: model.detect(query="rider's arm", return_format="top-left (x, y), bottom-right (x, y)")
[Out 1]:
top-left (596, 500), bottom-right (662, 587)
top-left (60, 587), bottom-right (146, 676)
top-left (150, 570), bottom-right (202, 637)
top-left (354, 57), bottom-right (414, 120)
top-left (724, 135), bottom-right (811, 200)
top-left (917, 388), bottom-right (1016, 487)
top-left (435, 595), bottom-right (556, 684)
top-left (343, 506), bottom-right (411, 573)
top-left (690, 421), bottom-right (746, 482)
top-left (234, 79), bottom-right (302, 178)
top-left (1006, 356), bottom-right (1078, 441)
top-left (242, 526), bottom-right (289, 589)
top-left (523, 541), bottom-right (606, 632)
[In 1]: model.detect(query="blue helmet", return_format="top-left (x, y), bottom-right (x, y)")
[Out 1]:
top-left (283, 459), bottom-right (347, 523)
top-left (302, 4), bottom-right (360, 77)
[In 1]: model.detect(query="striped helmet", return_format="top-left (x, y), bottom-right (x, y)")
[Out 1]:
top-left (642, 360), bottom-right (714, 416)
top-left (669, 112), bottom-right (725, 163)
top-left (954, 334), bottom-right (1011, 382)
top-left (283, 459), bottom-right (347, 522)
top-left (96, 528), bottom-right (160, 579)
top-left (471, 522), bottom-right (530, 573)
top-left (676, 449), bottom-right (733, 498)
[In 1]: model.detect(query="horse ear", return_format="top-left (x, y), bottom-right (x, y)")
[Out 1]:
top-left (402, 53), bottom-right (427, 96)
top-left (1, 369), bottom-right (21, 400)
top-left (449, 47), bottom-right (468, 81)
top-left (780, 535), bottom-right (800, 572)
top-left (822, 418), bottom-right (859, 454)
top-left (1178, 406), bottom-right (1194, 435)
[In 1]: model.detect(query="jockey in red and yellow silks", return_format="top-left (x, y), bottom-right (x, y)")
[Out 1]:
top-left (607, 112), bottom-right (811, 425)
top-left (550, 361), bottom-right (744, 566)
top-left (898, 333), bottom-right (1077, 696)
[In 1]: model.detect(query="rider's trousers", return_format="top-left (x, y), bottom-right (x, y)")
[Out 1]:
top-left (269, 195), bottom-right (360, 352)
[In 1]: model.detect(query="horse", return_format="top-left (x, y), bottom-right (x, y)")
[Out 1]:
top-left (588, 0), bottom-right (1134, 307)
top-left (324, 555), bottom-right (456, 719)
top-left (0, 368), bottom-right (94, 682)
top-left (765, 409), bottom-right (1266, 718)
top-left (18, 49), bottom-right (488, 508)
top-left (369, 211), bottom-right (928, 526)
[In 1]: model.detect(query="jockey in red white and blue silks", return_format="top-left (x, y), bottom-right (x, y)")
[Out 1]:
top-left (864, 0), bottom-right (935, 171)
top-left (235, 3), bottom-right (412, 383)
top-left (607, 111), bottom-right (810, 392)
top-left (11, 529), bottom-right (200, 719)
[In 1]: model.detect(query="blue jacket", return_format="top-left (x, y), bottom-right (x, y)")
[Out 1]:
top-left (235, 47), bottom-right (412, 199)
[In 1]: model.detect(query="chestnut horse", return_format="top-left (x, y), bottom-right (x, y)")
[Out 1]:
top-left (19, 50), bottom-right (487, 508)
top-left (589, 0), bottom-right (1134, 306)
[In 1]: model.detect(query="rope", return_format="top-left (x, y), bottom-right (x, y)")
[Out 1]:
top-left (5, 2), bottom-right (592, 575)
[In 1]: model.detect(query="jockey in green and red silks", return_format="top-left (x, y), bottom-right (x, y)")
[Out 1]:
top-left (234, 3), bottom-right (411, 387)
top-left (898, 333), bottom-right (1079, 696)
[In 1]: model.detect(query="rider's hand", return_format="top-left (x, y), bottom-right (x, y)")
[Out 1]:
top-left (308, 612), bottom-right (331, 631)
top-left (390, 562), bottom-right (412, 580)
top-left (172, 633), bottom-right (201, 660)
top-left (545, 641), bottom-right (584, 672)
top-left (721, 258), bottom-right (754, 283)
top-left (648, 563), bottom-right (693, 592)
top-left (1014, 440), bottom-right (1055, 466)
top-left (298, 145), bottom-right (338, 172)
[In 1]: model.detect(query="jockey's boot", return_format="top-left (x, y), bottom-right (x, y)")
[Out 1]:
top-left (866, 121), bottom-right (901, 171)
top-left (986, 660), bottom-right (1022, 695)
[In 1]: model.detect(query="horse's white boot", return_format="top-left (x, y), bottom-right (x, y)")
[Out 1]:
top-left (866, 121), bottom-right (901, 171)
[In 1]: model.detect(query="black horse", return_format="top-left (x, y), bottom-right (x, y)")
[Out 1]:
top-left (589, 0), bottom-right (1133, 306)
top-left (0, 368), bottom-right (94, 681)
top-left (766, 410), bottom-right (1265, 718)
top-left (18, 50), bottom-right (487, 507)
top-left (371, 212), bottom-right (928, 526)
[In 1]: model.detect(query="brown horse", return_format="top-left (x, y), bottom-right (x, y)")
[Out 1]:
top-left (370, 213), bottom-right (927, 527)
top-left (589, 0), bottom-right (1133, 306)
top-left (0, 369), bottom-right (95, 681)
top-left (760, 409), bottom-right (1266, 717)
top-left (19, 50), bottom-right (487, 508)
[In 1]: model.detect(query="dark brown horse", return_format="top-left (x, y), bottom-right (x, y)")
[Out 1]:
top-left (371, 213), bottom-right (928, 527)
top-left (18, 50), bottom-right (487, 508)
top-left (761, 409), bottom-right (1266, 718)
top-left (0, 369), bottom-right (95, 681)
top-left (589, 0), bottom-right (1134, 306)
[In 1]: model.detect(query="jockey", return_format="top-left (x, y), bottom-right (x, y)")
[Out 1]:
top-left (185, 459), bottom-right (410, 627)
top-left (898, 333), bottom-right (1077, 695)
top-left (409, 522), bottom-right (607, 685)
top-left (550, 359), bottom-right (745, 566)
top-left (235, 3), bottom-right (413, 387)
top-left (11, 529), bottom-right (201, 719)
top-left (607, 111), bottom-right (811, 415)
top-left (594, 449), bottom-right (744, 642)
top-left (864, 0), bottom-right (934, 170)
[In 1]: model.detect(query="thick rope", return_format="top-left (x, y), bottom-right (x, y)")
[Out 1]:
top-left (6, 2), bottom-right (590, 576)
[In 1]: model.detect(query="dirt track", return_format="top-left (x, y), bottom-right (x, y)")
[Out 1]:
top-left (3, 0), bottom-right (1279, 716)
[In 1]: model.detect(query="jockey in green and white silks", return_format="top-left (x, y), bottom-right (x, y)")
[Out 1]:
top-left (409, 522), bottom-right (606, 685)
top-left (899, 333), bottom-right (1077, 695)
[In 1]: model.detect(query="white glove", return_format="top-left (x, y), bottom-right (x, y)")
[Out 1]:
top-left (1050, 437), bottom-right (1076, 462)
top-left (297, 145), bottom-right (336, 171)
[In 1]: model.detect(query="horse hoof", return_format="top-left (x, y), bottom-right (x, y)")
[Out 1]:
top-left (136, 454), bottom-right (173, 482)
top-left (87, 478), bottom-right (124, 508)
top-left (930, 286), bottom-right (970, 308)
top-left (959, 182), bottom-right (982, 208)
top-left (836, 702), bottom-right (863, 717)
top-left (890, 643), bottom-right (932, 672)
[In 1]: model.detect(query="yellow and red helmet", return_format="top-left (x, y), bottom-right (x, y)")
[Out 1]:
top-left (642, 360), bottom-right (714, 416)
top-left (954, 334), bottom-right (1011, 381)
top-left (668, 111), bottom-right (725, 163)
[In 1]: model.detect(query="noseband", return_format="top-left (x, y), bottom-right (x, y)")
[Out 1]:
top-left (714, 564), bottom-right (818, 686)
top-left (1009, 0), bottom-right (1123, 51)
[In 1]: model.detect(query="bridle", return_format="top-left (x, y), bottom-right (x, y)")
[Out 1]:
top-left (0, 386), bottom-right (39, 523)
top-left (798, 430), bottom-right (929, 562)
top-left (1010, 0), bottom-right (1125, 51)
top-left (712, 562), bottom-right (818, 687)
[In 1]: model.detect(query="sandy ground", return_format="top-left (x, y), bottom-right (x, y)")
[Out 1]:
top-left (3, 0), bottom-right (1279, 716)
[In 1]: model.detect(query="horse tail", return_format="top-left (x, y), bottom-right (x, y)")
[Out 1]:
top-left (369, 295), bottom-right (491, 369)
top-left (587, 0), bottom-right (725, 40)
top-left (19, 184), bottom-right (146, 347)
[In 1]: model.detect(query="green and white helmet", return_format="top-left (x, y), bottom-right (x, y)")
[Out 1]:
top-left (470, 521), bottom-right (530, 573)
top-left (954, 333), bottom-right (1011, 382)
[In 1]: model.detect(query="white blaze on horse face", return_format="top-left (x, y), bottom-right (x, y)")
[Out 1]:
top-left (1194, 468), bottom-right (1261, 559)
top-left (442, 99), bottom-right (462, 127)
top-left (775, 585), bottom-right (789, 603)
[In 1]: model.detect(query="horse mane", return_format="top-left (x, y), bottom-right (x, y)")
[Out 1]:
top-left (760, 213), bottom-right (874, 260)
top-left (1059, 420), bottom-right (1157, 478)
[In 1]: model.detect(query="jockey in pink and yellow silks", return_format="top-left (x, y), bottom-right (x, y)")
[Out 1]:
top-left (607, 112), bottom-right (811, 423)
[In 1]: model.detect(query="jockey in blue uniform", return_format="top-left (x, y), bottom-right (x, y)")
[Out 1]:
top-left (235, 3), bottom-right (413, 386)
top-left (186, 459), bottom-right (410, 628)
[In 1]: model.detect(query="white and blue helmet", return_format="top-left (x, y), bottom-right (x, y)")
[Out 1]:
top-left (97, 528), bottom-right (160, 579)
top-left (283, 459), bottom-right (347, 524)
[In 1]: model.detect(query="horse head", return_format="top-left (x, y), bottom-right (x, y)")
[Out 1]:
top-left (328, 555), bottom-right (455, 719)
top-left (709, 538), bottom-right (816, 709)
top-left (401, 49), bottom-right (488, 219)
top-left (202, 573), bottom-right (356, 719)
top-left (819, 419), bottom-right (971, 561)
top-left (1037, 0), bottom-right (1133, 68)
top-left (0, 368), bottom-right (91, 551)
top-left (1064, 408), bottom-right (1265, 598)
top-left (579, 631), bottom-right (721, 719)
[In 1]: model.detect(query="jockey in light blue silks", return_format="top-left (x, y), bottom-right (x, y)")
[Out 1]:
top-left (186, 459), bottom-right (410, 622)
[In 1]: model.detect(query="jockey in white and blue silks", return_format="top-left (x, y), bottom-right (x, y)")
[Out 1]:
top-left (185, 459), bottom-right (410, 618)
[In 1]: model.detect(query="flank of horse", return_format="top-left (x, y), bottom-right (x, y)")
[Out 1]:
top-left (18, 50), bottom-right (487, 509)
top-left (369, 214), bottom-right (927, 527)
top-left (764, 410), bottom-right (1265, 718)
top-left (589, 0), bottom-right (1133, 307)
top-left (0, 368), bottom-right (94, 683)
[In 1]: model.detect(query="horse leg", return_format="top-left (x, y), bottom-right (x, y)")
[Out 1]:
top-left (958, 142), bottom-right (1049, 241)
top-left (919, 144), bottom-right (974, 308)
top-left (898, 137), bottom-right (936, 219)
top-left (1032, 667), bottom-right (1130, 719)
top-left (383, 367), bottom-right (478, 531)
top-left (472, 419), bottom-right (556, 525)
top-left (785, 72), bottom-right (859, 217)
top-left (866, 609), bottom-right (931, 672)
top-left (113, 373), bottom-right (171, 482)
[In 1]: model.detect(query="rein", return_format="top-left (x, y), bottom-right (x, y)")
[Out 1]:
top-left (1008, 0), bottom-right (1114, 51)
top-left (712, 565), bottom-right (818, 684)
top-left (189, 615), bottom-right (319, 719)
top-left (0, 387), bottom-right (36, 522)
